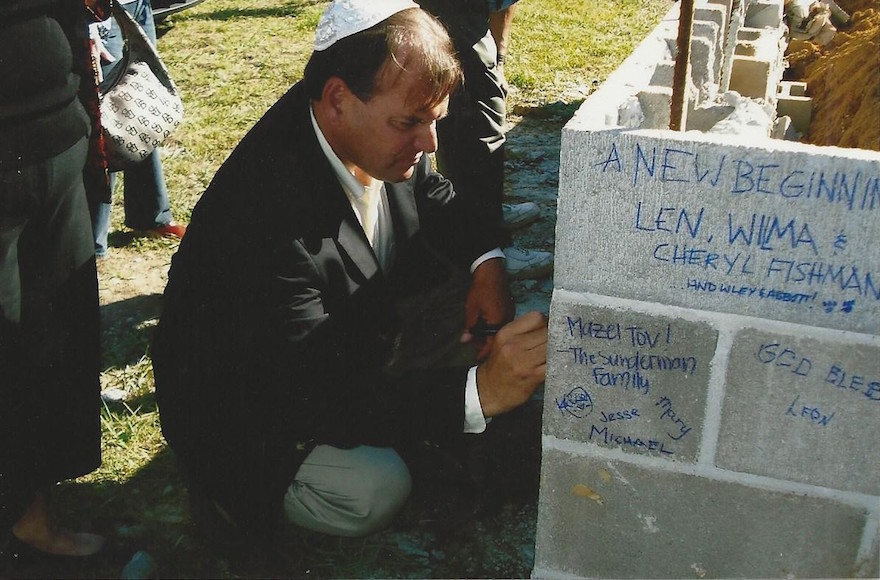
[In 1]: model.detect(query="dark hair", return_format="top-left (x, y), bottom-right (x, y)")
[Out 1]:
top-left (303, 8), bottom-right (462, 107)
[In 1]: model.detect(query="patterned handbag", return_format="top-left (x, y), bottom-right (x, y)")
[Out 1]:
top-left (99, 2), bottom-right (183, 171)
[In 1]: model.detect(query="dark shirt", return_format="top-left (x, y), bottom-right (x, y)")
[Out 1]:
top-left (0, 0), bottom-right (91, 168)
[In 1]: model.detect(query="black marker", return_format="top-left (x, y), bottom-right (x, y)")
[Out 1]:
top-left (469, 317), bottom-right (502, 337)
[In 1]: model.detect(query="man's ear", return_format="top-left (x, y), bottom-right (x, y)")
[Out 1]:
top-left (320, 76), bottom-right (351, 120)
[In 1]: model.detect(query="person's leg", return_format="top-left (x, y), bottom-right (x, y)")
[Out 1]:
top-left (435, 28), bottom-right (552, 280)
top-left (128, 0), bottom-right (157, 43)
top-left (283, 445), bottom-right (412, 537)
top-left (0, 142), bottom-right (36, 539)
top-left (1, 138), bottom-right (103, 557)
top-left (16, 140), bottom-right (102, 486)
top-left (121, 148), bottom-right (173, 230)
top-left (488, 2), bottom-right (519, 70)
top-left (435, 30), bottom-right (508, 244)
top-left (89, 172), bottom-right (114, 258)
top-left (101, 0), bottom-right (177, 233)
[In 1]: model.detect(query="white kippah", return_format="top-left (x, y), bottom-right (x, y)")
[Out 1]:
top-left (314, 0), bottom-right (420, 51)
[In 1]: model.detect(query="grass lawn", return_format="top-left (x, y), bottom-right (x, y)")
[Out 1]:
top-left (46, 0), bottom-right (672, 577)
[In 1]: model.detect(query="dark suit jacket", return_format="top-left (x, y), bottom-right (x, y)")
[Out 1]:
top-left (152, 81), bottom-right (502, 534)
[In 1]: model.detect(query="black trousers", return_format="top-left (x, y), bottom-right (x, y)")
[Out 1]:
top-left (0, 137), bottom-right (101, 530)
top-left (429, 6), bottom-right (512, 247)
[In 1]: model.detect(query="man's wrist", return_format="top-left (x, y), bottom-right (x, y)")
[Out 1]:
top-left (471, 254), bottom-right (509, 289)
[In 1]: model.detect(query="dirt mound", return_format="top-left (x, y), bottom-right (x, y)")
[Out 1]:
top-left (785, 0), bottom-right (880, 150)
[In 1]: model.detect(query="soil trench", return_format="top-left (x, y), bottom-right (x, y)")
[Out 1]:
top-left (785, 0), bottom-right (880, 150)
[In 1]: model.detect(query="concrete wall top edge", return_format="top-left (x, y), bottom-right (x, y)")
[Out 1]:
top-left (560, 123), bottom-right (880, 161)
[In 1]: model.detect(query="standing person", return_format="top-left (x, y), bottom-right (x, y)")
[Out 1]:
top-left (418, 0), bottom-right (553, 280)
top-left (489, 0), bottom-right (519, 83)
top-left (90, 0), bottom-right (186, 258)
top-left (0, 0), bottom-right (106, 564)
top-left (152, 0), bottom-right (548, 545)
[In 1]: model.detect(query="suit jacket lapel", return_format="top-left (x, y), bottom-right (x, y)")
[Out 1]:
top-left (337, 213), bottom-right (380, 281)
top-left (316, 168), bottom-right (380, 283)
top-left (286, 86), bottom-right (382, 283)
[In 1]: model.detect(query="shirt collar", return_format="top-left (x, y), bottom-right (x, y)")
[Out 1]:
top-left (309, 105), bottom-right (378, 201)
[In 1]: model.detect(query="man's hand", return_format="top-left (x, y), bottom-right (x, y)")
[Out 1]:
top-left (461, 257), bottom-right (515, 360)
top-left (475, 311), bottom-right (548, 418)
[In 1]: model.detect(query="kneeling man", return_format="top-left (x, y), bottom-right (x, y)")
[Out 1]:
top-left (152, 0), bottom-right (547, 542)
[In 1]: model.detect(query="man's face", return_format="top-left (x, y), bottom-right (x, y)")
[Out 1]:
top-left (337, 66), bottom-right (449, 183)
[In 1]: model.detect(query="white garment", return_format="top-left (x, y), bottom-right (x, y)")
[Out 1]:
top-left (310, 108), bottom-right (395, 272)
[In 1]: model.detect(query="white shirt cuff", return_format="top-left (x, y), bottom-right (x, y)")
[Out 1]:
top-left (464, 366), bottom-right (489, 433)
top-left (470, 248), bottom-right (505, 273)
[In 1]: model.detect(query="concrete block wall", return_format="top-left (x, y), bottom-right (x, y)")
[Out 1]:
top-left (777, 81), bottom-right (812, 135)
top-left (534, 0), bottom-right (880, 577)
top-left (614, 0), bottom-right (788, 134)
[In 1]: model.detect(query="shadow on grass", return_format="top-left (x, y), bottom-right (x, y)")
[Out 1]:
top-left (36, 393), bottom-right (543, 579)
top-left (163, 3), bottom-right (310, 23)
top-left (99, 293), bottom-right (163, 371)
top-left (105, 230), bottom-right (139, 251)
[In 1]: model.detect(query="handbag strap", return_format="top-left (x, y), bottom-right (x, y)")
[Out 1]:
top-left (104, 2), bottom-right (179, 95)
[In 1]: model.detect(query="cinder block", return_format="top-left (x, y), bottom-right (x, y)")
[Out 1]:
top-left (688, 102), bottom-right (735, 131)
top-left (718, 327), bottom-right (880, 495)
top-left (690, 35), bottom-right (717, 100)
top-left (544, 299), bottom-right (717, 462)
top-left (784, 80), bottom-right (808, 97)
top-left (534, 449), bottom-right (874, 579)
top-left (665, 16), bottom-right (723, 101)
top-left (694, 5), bottom-right (726, 37)
top-left (554, 129), bottom-right (880, 334)
top-left (736, 26), bottom-right (782, 61)
top-left (637, 86), bottom-right (673, 129)
top-left (707, 0), bottom-right (734, 29)
top-left (694, 20), bottom-right (723, 92)
top-left (772, 114), bottom-right (800, 141)
top-left (649, 61), bottom-right (675, 88)
top-left (777, 81), bottom-right (813, 134)
top-left (693, 21), bottom-right (720, 49)
top-left (745, 0), bottom-right (783, 28)
top-left (729, 55), bottom-right (773, 100)
top-left (691, 20), bottom-right (722, 45)
top-left (737, 27), bottom-right (762, 42)
top-left (734, 41), bottom-right (758, 57)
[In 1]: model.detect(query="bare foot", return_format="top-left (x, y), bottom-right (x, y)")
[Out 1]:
top-left (12, 490), bottom-right (105, 557)
top-left (13, 529), bottom-right (105, 557)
